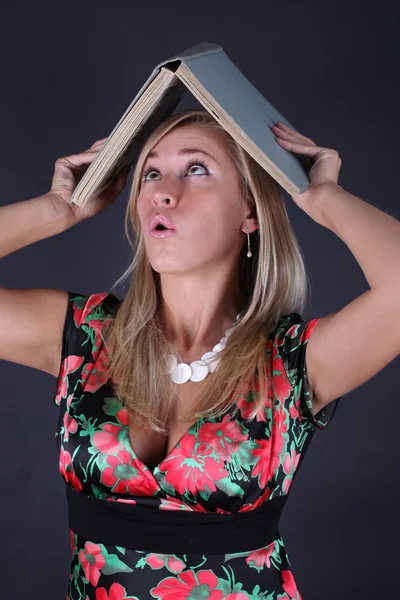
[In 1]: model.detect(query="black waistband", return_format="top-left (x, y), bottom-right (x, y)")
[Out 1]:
top-left (66, 485), bottom-right (287, 554)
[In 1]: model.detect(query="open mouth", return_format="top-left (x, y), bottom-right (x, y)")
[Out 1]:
top-left (149, 224), bottom-right (176, 238)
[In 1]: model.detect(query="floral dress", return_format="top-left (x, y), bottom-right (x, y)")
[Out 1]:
top-left (54, 291), bottom-right (340, 600)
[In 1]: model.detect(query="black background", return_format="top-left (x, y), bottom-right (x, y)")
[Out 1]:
top-left (0, 1), bottom-right (399, 598)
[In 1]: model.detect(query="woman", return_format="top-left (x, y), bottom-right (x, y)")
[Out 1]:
top-left (2, 109), bottom-right (400, 599)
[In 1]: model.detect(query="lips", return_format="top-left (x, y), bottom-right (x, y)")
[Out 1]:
top-left (148, 214), bottom-right (176, 233)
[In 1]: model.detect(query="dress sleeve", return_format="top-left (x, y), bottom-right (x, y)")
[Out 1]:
top-left (275, 313), bottom-right (340, 431)
top-left (53, 291), bottom-right (120, 407)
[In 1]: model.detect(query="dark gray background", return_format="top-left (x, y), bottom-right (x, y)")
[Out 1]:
top-left (0, 0), bottom-right (399, 598)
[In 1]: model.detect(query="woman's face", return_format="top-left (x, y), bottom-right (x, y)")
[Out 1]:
top-left (137, 125), bottom-right (254, 276)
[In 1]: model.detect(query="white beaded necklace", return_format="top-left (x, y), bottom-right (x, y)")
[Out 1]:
top-left (166, 313), bottom-right (242, 384)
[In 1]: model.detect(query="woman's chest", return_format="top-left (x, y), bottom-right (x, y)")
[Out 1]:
top-left (127, 383), bottom-right (205, 470)
top-left (57, 382), bottom-right (310, 508)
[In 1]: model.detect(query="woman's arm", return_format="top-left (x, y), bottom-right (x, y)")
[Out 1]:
top-left (0, 192), bottom-right (75, 259)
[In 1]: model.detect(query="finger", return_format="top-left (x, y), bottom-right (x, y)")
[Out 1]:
top-left (274, 128), bottom-right (316, 147)
top-left (94, 139), bottom-right (108, 148)
top-left (79, 141), bottom-right (106, 155)
top-left (57, 150), bottom-right (100, 169)
top-left (77, 139), bottom-right (108, 154)
top-left (273, 125), bottom-right (315, 145)
top-left (84, 139), bottom-right (107, 152)
top-left (273, 122), bottom-right (316, 146)
top-left (275, 137), bottom-right (322, 156)
top-left (90, 137), bottom-right (108, 148)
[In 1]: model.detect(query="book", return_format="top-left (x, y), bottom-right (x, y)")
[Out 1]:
top-left (70, 42), bottom-right (313, 207)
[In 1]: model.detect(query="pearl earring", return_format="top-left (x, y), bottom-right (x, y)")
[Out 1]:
top-left (246, 227), bottom-right (252, 258)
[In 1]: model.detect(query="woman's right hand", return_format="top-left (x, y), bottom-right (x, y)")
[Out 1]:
top-left (48, 138), bottom-right (131, 224)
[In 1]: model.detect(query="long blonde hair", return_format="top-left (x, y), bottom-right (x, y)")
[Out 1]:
top-left (105, 109), bottom-right (310, 434)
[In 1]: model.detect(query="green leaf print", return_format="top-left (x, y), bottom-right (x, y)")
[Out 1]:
top-left (217, 576), bottom-right (232, 597)
top-left (198, 484), bottom-right (213, 502)
top-left (77, 415), bottom-right (99, 438)
top-left (237, 439), bottom-right (259, 468)
top-left (135, 556), bottom-right (147, 569)
top-left (224, 549), bottom-right (254, 562)
top-left (103, 396), bottom-right (124, 416)
top-left (226, 441), bottom-right (258, 482)
top-left (91, 484), bottom-right (110, 501)
top-left (101, 553), bottom-right (134, 575)
top-left (154, 472), bottom-right (176, 496)
top-left (250, 585), bottom-right (275, 600)
top-left (215, 476), bottom-right (244, 497)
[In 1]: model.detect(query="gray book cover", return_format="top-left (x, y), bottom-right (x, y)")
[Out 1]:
top-left (73, 43), bottom-right (312, 204)
top-left (121, 42), bottom-right (311, 194)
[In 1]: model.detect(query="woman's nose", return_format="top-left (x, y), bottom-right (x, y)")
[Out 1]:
top-left (151, 178), bottom-right (180, 206)
top-left (152, 193), bottom-right (176, 206)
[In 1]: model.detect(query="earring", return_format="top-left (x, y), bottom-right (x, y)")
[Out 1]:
top-left (246, 227), bottom-right (252, 258)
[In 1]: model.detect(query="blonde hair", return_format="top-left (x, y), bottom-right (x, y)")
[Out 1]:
top-left (105, 109), bottom-right (310, 434)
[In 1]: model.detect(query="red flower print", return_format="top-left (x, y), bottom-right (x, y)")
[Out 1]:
top-left (151, 569), bottom-right (223, 600)
top-left (282, 569), bottom-right (302, 599)
top-left (274, 401), bottom-right (289, 435)
top-left (251, 404), bottom-right (287, 489)
top-left (63, 395), bottom-right (78, 442)
top-left (282, 449), bottom-right (301, 494)
top-left (160, 435), bottom-right (228, 496)
top-left (197, 414), bottom-right (247, 460)
top-left (241, 485), bottom-right (273, 511)
top-left (289, 402), bottom-right (300, 420)
top-left (59, 448), bottom-right (82, 492)
top-left (88, 317), bottom-right (113, 356)
top-left (95, 582), bottom-right (139, 600)
top-left (236, 393), bottom-right (268, 422)
top-left (245, 541), bottom-right (276, 571)
top-left (144, 553), bottom-right (185, 574)
top-left (101, 448), bottom-right (159, 496)
top-left (79, 292), bottom-right (109, 324)
top-left (83, 347), bottom-right (110, 393)
top-left (55, 355), bottom-right (84, 405)
top-left (236, 369), bottom-right (274, 423)
top-left (79, 293), bottom-right (114, 357)
top-left (78, 541), bottom-right (106, 587)
top-left (224, 594), bottom-right (250, 600)
top-left (250, 439), bottom-right (274, 490)
top-left (115, 407), bottom-right (129, 425)
top-left (145, 553), bottom-right (186, 573)
top-left (92, 422), bottom-right (125, 455)
top-left (145, 553), bottom-right (165, 569)
top-left (166, 556), bottom-right (186, 574)
top-left (69, 529), bottom-right (76, 556)
top-left (71, 296), bottom-right (88, 328)
top-left (271, 346), bottom-right (294, 404)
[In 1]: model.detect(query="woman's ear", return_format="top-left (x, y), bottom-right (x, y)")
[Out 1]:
top-left (242, 219), bottom-right (259, 234)
top-left (242, 206), bottom-right (259, 233)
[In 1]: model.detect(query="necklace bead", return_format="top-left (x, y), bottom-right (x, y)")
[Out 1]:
top-left (167, 313), bottom-right (242, 384)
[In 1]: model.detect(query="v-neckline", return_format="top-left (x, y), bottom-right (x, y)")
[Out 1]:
top-left (115, 387), bottom-right (238, 477)
top-left (124, 417), bottom-right (204, 477)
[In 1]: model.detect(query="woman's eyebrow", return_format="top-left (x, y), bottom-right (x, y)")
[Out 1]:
top-left (147, 148), bottom-right (219, 164)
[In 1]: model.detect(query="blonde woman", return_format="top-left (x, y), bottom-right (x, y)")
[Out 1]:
top-left (2, 109), bottom-right (399, 599)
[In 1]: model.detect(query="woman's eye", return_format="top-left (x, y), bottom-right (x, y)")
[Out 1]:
top-left (144, 171), bottom-right (159, 180)
top-left (187, 164), bottom-right (207, 175)
top-left (141, 161), bottom-right (209, 182)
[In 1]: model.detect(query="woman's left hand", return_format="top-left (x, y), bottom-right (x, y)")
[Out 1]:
top-left (272, 120), bottom-right (342, 223)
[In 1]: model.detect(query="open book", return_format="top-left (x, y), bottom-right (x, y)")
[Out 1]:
top-left (70, 42), bottom-right (313, 207)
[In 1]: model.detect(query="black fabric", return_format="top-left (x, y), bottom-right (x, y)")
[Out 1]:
top-left (66, 483), bottom-right (287, 554)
